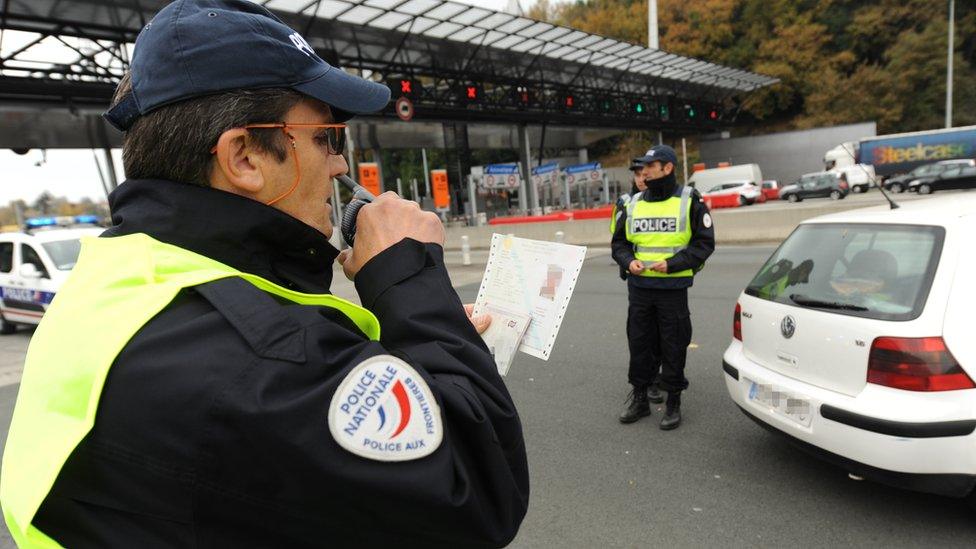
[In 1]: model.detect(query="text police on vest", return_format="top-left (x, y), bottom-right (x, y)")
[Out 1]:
top-left (632, 217), bottom-right (678, 233)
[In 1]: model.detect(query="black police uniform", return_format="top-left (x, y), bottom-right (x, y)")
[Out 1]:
top-left (33, 180), bottom-right (529, 548)
top-left (611, 171), bottom-right (714, 424)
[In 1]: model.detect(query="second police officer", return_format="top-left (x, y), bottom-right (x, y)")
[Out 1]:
top-left (611, 145), bottom-right (715, 430)
top-left (610, 158), bottom-right (649, 281)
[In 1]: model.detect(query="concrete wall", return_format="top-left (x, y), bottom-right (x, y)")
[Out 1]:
top-left (442, 198), bottom-right (891, 250)
top-left (699, 122), bottom-right (877, 186)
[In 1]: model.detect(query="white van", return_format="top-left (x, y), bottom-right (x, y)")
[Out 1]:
top-left (829, 164), bottom-right (877, 193)
top-left (688, 163), bottom-right (763, 190)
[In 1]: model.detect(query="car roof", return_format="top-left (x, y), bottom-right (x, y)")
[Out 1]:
top-left (0, 227), bottom-right (103, 243)
top-left (936, 159), bottom-right (974, 165)
top-left (803, 193), bottom-right (976, 226)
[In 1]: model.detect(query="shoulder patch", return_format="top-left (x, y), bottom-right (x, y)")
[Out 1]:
top-left (328, 355), bottom-right (443, 461)
top-left (703, 212), bottom-right (713, 229)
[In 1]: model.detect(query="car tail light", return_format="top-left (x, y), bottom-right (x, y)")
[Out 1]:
top-left (733, 303), bottom-right (742, 341)
top-left (867, 337), bottom-right (973, 391)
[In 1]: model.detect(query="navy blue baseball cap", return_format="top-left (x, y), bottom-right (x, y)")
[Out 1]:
top-left (637, 145), bottom-right (678, 167)
top-left (104, 0), bottom-right (391, 131)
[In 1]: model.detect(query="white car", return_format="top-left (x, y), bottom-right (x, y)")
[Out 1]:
top-left (0, 217), bottom-right (103, 333)
top-left (723, 194), bottom-right (976, 506)
top-left (704, 180), bottom-right (762, 205)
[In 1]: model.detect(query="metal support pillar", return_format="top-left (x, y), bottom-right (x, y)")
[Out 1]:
top-left (518, 124), bottom-right (538, 215)
top-left (345, 128), bottom-right (357, 186)
top-left (444, 123), bottom-right (471, 216)
top-left (946, 0), bottom-right (955, 128)
top-left (562, 175), bottom-right (571, 209)
top-left (682, 137), bottom-right (689, 185)
top-left (421, 148), bottom-right (431, 196)
top-left (467, 174), bottom-right (478, 225)
top-left (331, 178), bottom-right (346, 249)
top-left (96, 118), bottom-right (119, 190)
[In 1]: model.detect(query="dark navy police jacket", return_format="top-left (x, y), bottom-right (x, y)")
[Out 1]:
top-left (34, 179), bottom-right (529, 548)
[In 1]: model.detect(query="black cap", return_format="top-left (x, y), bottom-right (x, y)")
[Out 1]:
top-left (636, 145), bottom-right (678, 166)
top-left (104, 0), bottom-right (391, 131)
top-left (629, 158), bottom-right (645, 172)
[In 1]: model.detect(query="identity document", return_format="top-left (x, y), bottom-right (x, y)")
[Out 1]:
top-left (472, 234), bottom-right (587, 371)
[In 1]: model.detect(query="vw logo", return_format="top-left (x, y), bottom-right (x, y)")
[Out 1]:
top-left (781, 315), bottom-right (796, 339)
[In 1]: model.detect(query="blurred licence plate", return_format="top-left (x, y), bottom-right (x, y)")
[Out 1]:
top-left (746, 378), bottom-right (812, 427)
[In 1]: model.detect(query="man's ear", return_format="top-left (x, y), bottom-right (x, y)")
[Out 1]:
top-left (664, 162), bottom-right (675, 176)
top-left (211, 128), bottom-right (265, 194)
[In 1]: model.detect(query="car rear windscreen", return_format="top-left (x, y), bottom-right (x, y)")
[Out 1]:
top-left (745, 224), bottom-right (944, 321)
top-left (42, 239), bottom-right (83, 270)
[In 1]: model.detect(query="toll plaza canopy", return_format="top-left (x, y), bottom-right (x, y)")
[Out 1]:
top-left (1, 0), bottom-right (778, 149)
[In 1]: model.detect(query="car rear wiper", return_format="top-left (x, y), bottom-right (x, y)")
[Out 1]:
top-left (789, 294), bottom-right (868, 311)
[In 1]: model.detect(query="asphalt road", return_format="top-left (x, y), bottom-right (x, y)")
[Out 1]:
top-left (1, 245), bottom-right (975, 547)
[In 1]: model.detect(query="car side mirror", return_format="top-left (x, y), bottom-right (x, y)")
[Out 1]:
top-left (18, 263), bottom-right (41, 279)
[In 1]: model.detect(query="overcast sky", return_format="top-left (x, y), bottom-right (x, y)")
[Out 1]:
top-left (0, 0), bottom-right (558, 205)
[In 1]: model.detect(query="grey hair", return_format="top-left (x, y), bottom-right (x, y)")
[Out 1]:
top-left (111, 72), bottom-right (305, 187)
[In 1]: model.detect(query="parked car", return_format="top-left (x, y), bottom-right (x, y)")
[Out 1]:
top-left (724, 193), bottom-right (976, 507)
top-left (779, 172), bottom-right (849, 203)
top-left (884, 159), bottom-right (976, 193)
top-left (761, 180), bottom-right (780, 201)
top-left (908, 164), bottom-right (976, 195)
top-left (703, 180), bottom-right (763, 206)
top-left (0, 216), bottom-right (103, 333)
top-left (688, 163), bottom-right (763, 191)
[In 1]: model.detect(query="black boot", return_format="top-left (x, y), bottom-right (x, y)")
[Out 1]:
top-left (647, 384), bottom-right (664, 404)
top-left (660, 392), bottom-right (682, 430)
top-left (618, 387), bottom-right (650, 424)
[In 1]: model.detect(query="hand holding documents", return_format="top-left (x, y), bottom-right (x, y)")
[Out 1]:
top-left (472, 234), bottom-right (587, 374)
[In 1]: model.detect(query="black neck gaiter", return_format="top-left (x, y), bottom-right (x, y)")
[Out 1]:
top-left (643, 172), bottom-right (678, 201)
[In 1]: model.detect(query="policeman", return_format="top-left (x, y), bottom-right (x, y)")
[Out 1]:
top-left (610, 158), bottom-right (649, 280)
top-left (611, 145), bottom-right (715, 430)
top-left (0, 1), bottom-right (528, 547)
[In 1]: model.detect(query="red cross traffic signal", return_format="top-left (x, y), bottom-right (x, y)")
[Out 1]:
top-left (467, 86), bottom-right (478, 100)
top-left (400, 80), bottom-right (412, 94)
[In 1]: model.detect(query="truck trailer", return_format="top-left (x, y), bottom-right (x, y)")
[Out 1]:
top-left (825, 126), bottom-right (976, 186)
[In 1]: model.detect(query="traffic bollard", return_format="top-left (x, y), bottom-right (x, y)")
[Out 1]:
top-left (555, 231), bottom-right (564, 243)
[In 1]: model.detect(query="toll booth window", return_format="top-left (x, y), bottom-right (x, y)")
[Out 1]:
top-left (21, 245), bottom-right (49, 279)
top-left (0, 243), bottom-right (12, 273)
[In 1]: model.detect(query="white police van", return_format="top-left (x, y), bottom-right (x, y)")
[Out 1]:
top-left (0, 216), bottom-right (103, 334)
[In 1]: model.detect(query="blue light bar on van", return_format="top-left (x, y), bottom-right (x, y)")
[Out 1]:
top-left (74, 215), bottom-right (99, 224)
top-left (25, 217), bottom-right (57, 228)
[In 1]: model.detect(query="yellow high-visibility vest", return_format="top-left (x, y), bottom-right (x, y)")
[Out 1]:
top-left (609, 193), bottom-right (631, 233)
top-left (624, 186), bottom-right (694, 278)
top-left (1, 233), bottom-right (379, 548)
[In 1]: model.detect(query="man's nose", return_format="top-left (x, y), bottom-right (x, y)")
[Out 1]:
top-left (331, 154), bottom-right (349, 177)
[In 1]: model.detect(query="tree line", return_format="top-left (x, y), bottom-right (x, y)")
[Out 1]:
top-left (530, 0), bottom-right (976, 135)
